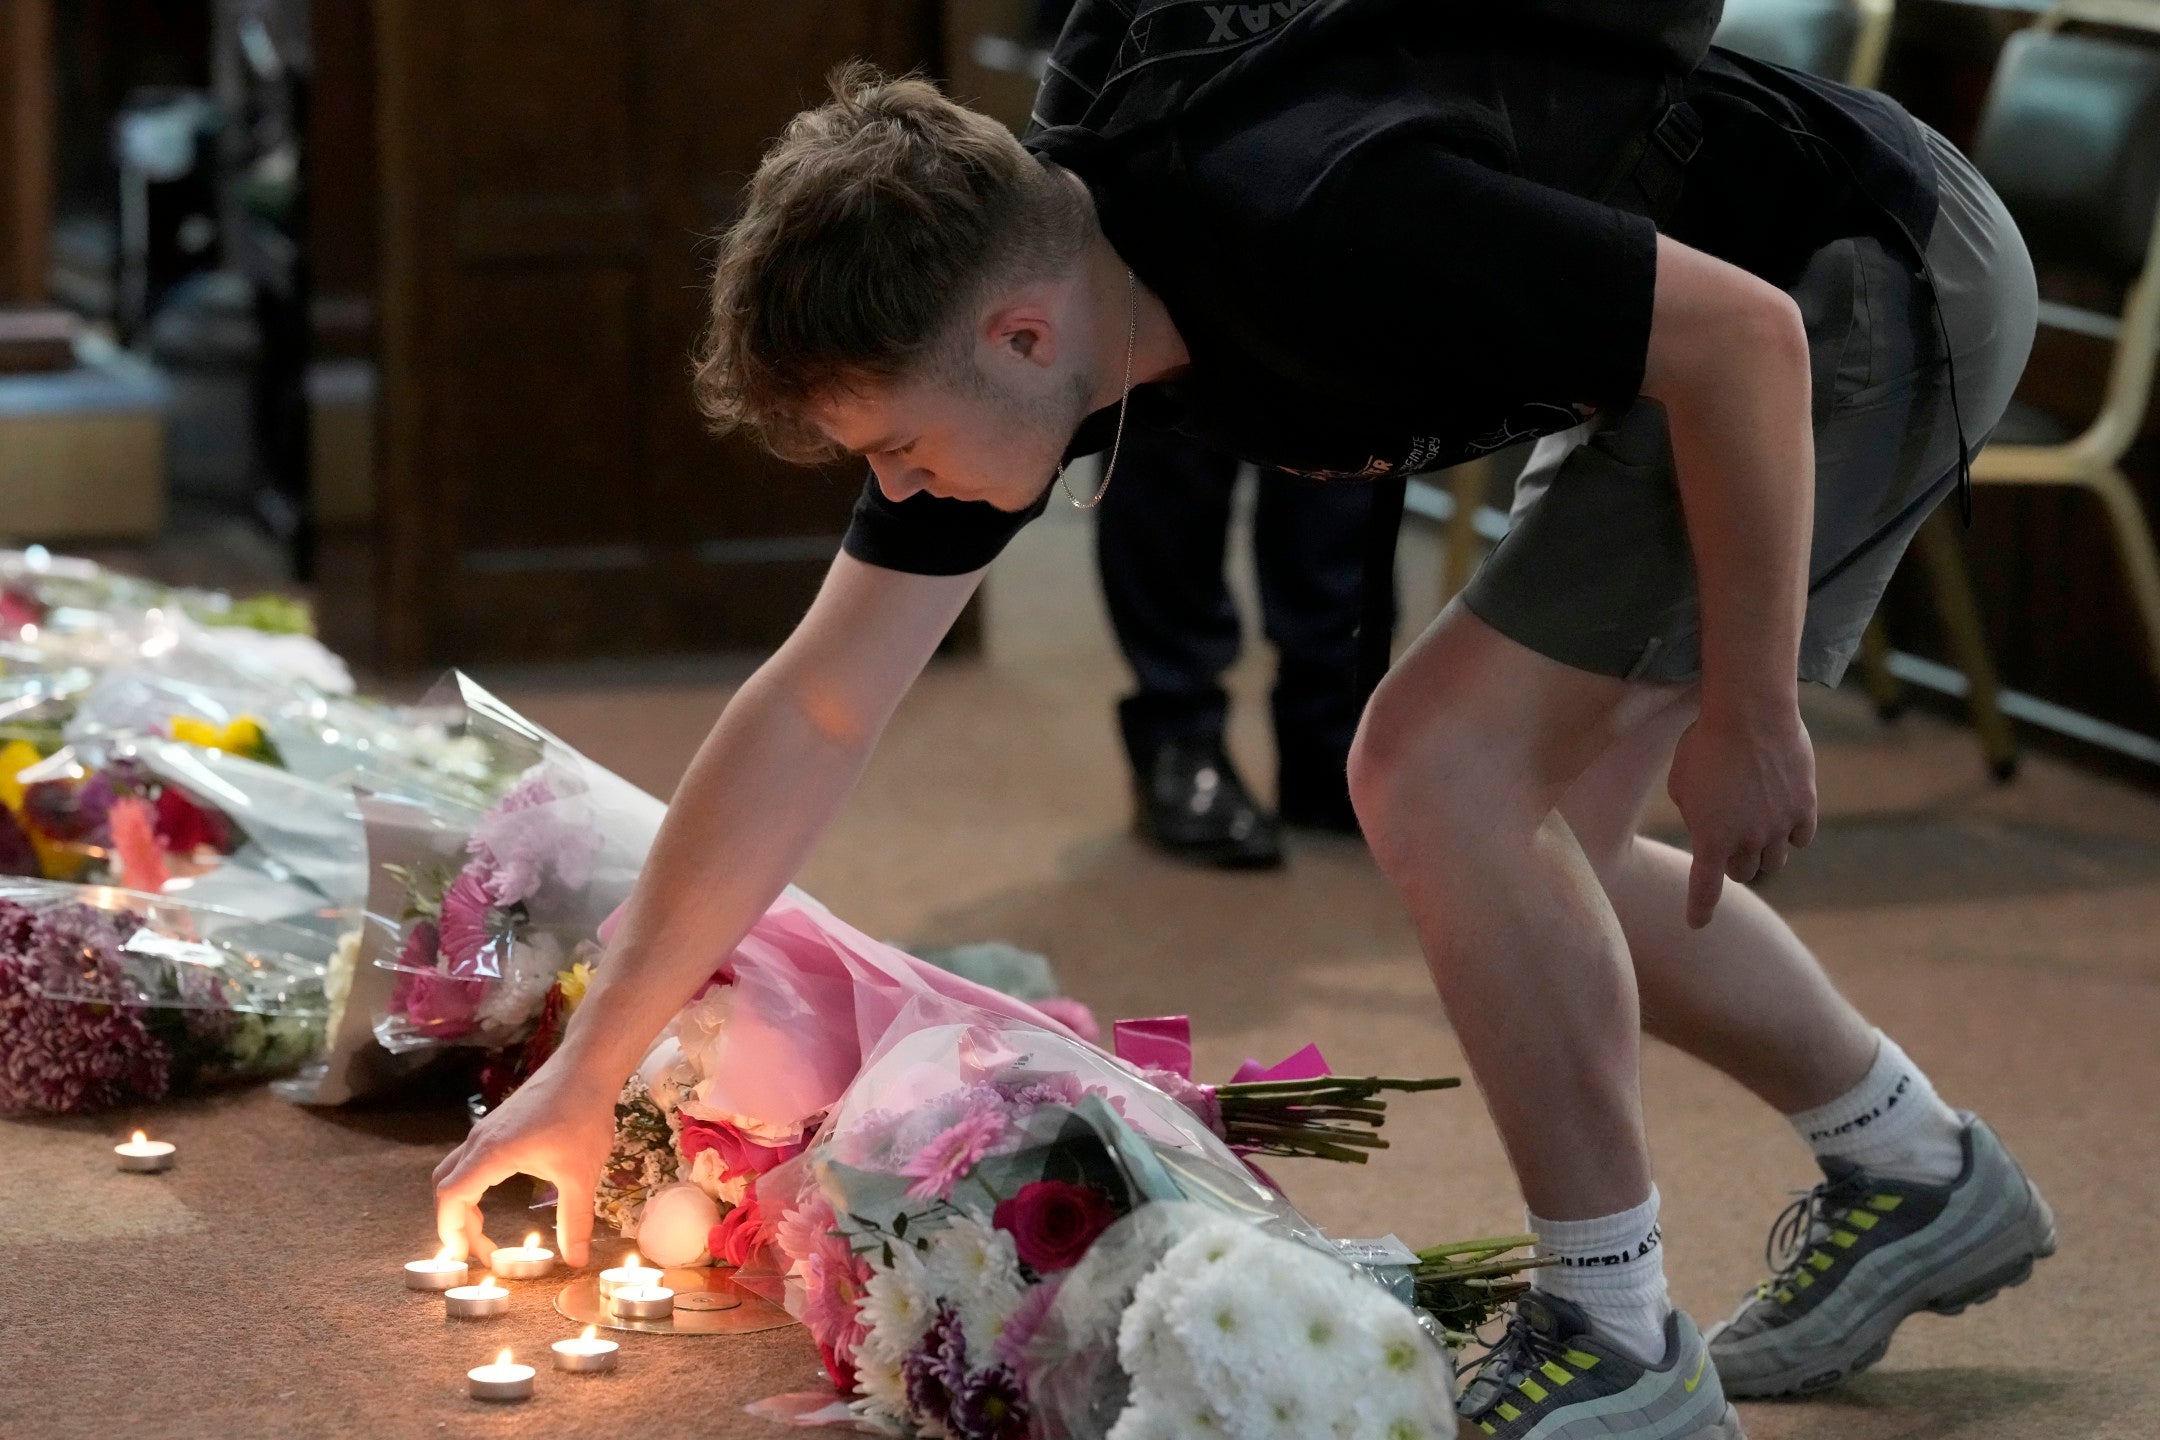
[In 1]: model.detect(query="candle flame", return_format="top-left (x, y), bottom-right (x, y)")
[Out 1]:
top-left (131, 1130), bottom-right (146, 1145)
top-left (524, 1232), bottom-right (542, 1250)
top-left (580, 1325), bottom-right (596, 1342)
top-left (436, 1245), bottom-right (458, 1263)
top-left (496, 1349), bottom-right (512, 1367)
top-left (627, 1251), bottom-right (641, 1269)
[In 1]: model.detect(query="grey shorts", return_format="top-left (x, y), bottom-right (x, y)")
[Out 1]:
top-left (1461, 124), bottom-right (2039, 687)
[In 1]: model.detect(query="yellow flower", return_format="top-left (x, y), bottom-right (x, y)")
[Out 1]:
top-left (0, 739), bottom-right (38, 813)
top-left (169, 714), bottom-right (272, 760)
top-left (555, 960), bottom-right (594, 1014)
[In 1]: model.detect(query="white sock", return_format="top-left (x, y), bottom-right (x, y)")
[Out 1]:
top-left (1527, 1188), bottom-right (1671, 1366)
top-left (1787, 1031), bottom-right (1965, 1185)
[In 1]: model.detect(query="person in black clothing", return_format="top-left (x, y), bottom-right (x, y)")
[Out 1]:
top-left (436, 7), bottom-right (2055, 1434)
top-left (1099, 430), bottom-right (1385, 867)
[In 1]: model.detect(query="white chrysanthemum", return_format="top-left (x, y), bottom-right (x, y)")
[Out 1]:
top-left (852, 1344), bottom-right (911, 1429)
top-left (473, 932), bottom-right (564, 1037)
top-left (858, 1242), bottom-right (937, 1356)
top-left (923, 1215), bottom-right (1023, 1307)
top-left (1111, 1221), bottom-right (1453, 1440)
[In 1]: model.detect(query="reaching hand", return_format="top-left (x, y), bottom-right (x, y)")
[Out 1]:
top-left (1667, 699), bottom-right (1818, 929)
top-left (432, 1052), bottom-right (619, 1266)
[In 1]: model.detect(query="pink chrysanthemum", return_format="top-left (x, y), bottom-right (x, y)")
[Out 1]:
top-left (466, 766), bottom-right (601, 905)
top-left (900, 1104), bottom-right (1012, 1202)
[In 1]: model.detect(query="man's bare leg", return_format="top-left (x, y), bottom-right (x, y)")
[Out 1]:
top-left (1555, 694), bottom-right (1876, 1114)
top-left (1349, 604), bottom-right (1671, 1221)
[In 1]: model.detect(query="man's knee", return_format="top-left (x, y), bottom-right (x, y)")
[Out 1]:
top-left (1348, 669), bottom-right (1525, 876)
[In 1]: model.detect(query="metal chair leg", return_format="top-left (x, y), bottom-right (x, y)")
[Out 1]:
top-left (1857, 616), bottom-right (1905, 719)
top-left (2090, 465), bottom-right (2160, 697)
top-left (1439, 458), bottom-right (1491, 607)
top-left (1914, 510), bottom-right (2020, 781)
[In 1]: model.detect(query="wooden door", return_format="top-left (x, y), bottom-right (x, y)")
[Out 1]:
top-left (370, 0), bottom-right (938, 666)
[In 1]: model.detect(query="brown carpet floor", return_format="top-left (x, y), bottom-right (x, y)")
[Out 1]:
top-left (4, 506), bottom-right (2156, 1439)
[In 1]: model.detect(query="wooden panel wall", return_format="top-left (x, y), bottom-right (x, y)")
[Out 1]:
top-left (368, 0), bottom-right (938, 668)
top-left (0, 0), bottom-right (53, 303)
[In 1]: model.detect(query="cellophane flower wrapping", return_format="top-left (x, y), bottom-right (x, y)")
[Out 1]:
top-left (594, 894), bottom-right (1098, 1252)
top-left (364, 675), bottom-right (661, 1070)
top-left (744, 1004), bottom-right (1454, 1439)
top-left (0, 876), bottom-right (334, 1113)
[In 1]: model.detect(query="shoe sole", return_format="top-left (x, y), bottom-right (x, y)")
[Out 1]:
top-left (1718, 1189), bottom-right (2057, 1400)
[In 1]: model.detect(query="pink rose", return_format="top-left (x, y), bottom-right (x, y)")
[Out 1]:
top-left (992, 1181), bottom-right (1117, 1274)
top-left (707, 1188), bottom-right (766, 1268)
top-left (678, 1117), bottom-right (807, 1180)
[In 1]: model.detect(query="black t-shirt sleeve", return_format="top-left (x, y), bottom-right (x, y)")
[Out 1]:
top-left (1263, 133), bottom-right (1660, 415)
top-left (839, 472), bottom-right (1051, 576)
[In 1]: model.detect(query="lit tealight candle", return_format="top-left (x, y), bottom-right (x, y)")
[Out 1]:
top-left (444, 1280), bottom-right (511, 1319)
top-left (467, 1348), bottom-right (535, 1402)
top-left (610, 1283), bottom-right (675, 1322)
top-left (551, 1325), bottom-right (620, 1373)
top-left (404, 1246), bottom-right (470, 1291)
top-left (114, 1131), bottom-right (175, 1174)
top-left (489, 1232), bottom-right (558, 1281)
top-left (597, 1252), bottom-right (663, 1300)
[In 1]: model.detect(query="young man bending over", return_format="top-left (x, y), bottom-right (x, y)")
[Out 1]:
top-left (434, 7), bottom-right (2054, 1434)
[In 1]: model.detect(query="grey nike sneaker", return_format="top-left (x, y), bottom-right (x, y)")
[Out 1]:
top-left (1708, 1114), bottom-right (2056, 1399)
top-left (1456, 1293), bottom-right (1745, 1439)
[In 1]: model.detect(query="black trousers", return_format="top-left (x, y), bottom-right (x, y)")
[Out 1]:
top-left (1094, 427), bottom-right (1393, 796)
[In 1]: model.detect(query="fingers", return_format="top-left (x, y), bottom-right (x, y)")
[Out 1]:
top-left (1686, 848), bottom-right (1724, 930)
top-left (1756, 837), bottom-right (1792, 878)
top-left (555, 1181), bottom-right (596, 1268)
top-left (1790, 809), bottom-right (1818, 850)
top-left (435, 1147), bottom-right (522, 1261)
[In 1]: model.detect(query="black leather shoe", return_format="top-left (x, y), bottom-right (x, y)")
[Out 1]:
top-left (1133, 739), bottom-right (1284, 869)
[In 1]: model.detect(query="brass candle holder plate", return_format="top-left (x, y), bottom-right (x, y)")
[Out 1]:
top-left (555, 1264), bottom-right (793, 1337)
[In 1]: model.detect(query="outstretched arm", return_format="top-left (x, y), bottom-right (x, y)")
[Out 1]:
top-left (1640, 232), bottom-right (1820, 929)
top-left (433, 552), bottom-right (982, 1263)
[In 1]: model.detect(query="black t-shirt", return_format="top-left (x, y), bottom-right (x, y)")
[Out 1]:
top-left (842, 26), bottom-right (1937, 578)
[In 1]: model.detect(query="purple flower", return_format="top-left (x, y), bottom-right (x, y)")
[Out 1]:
top-left (0, 900), bottom-right (172, 1114)
top-left (900, 1102), bottom-right (1012, 1202)
top-left (1000, 1073), bottom-right (1085, 1111)
top-left (466, 767), bottom-right (600, 905)
top-left (903, 1304), bottom-right (968, 1424)
top-left (0, 804), bottom-right (37, 877)
top-left (950, 1366), bottom-right (1030, 1440)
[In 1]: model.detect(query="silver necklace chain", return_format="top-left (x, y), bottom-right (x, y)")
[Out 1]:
top-left (1058, 266), bottom-right (1137, 510)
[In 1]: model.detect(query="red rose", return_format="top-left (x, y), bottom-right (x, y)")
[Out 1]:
top-left (991, 1180), bottom-right (1117, 1274)
top-left (817, 1338), bottom-right (857, 1394)
top-left (152, 785), bottom-right (234, 854)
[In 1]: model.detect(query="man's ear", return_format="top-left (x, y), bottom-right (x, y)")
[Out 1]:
top-left (981, 287), bottom-right (1061, 371)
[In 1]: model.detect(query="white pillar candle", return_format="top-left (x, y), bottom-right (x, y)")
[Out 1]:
top-left (114, 1131), bottom-right (175, 1173)
top-left (609, 1283), bottom-right (675, 1321)
top-left (550, 1326), bottom-right (620, 1373)
top-left (403, 1249), bottom-right (470, 1291)
top-left (444, 1281), bottom-right (511, 1319)
top-left (467, 1350), bottom-right (535, 1402)
top-left (597, 1252), bottom-right (663, 1300)
top-left (488, 1233), bottom-right (557, 1281)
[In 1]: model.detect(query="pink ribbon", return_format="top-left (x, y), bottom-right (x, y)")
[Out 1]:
top-left (1229, 1042), bottom-right (1331, 1085)
top-left (1112, 1016), bottom-right (1194, 1077)
top-left (1113, 1016), bottom-right (1332, 1086)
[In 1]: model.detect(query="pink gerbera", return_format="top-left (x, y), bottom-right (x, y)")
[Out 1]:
top-left (899, 1104), bottom-right (1012, 1202)
top-left (436, 864), bottom-right (501, 976)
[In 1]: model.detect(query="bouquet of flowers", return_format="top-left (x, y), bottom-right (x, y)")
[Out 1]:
top-left (0, 877), bottom-right (334, 1113)
top-left (589, 892), bottom-right (1104, 1263)
top-left (742, 1006), bottom-right (1475, 1439)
